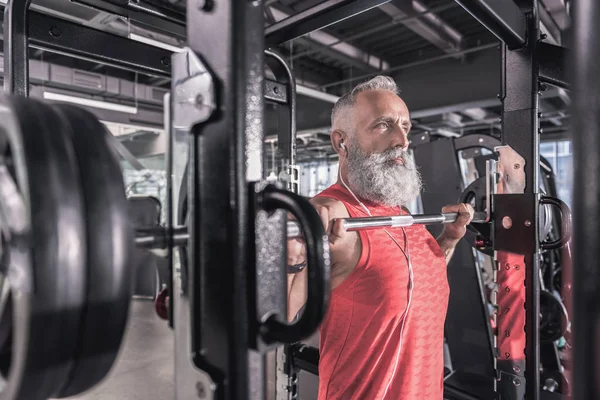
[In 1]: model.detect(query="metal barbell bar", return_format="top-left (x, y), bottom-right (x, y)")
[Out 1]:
top-left (135, 226), bottom-right (188, 249)
top-left (287, 211), bottom-right (488, 238)
top-left (135, 211), bottom-right (489, 249)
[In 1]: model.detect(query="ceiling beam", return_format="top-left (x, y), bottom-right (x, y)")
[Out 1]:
top-left (269, 7), bottom-right (390, 73)
top-left (266, 0), bottom-right (389, 48)
top-left (379, 0), bottom-right (464, 54)
top-left (540, 0), bottom-right (570, 30)
top-left (454, 0), bottom-right (527, 50)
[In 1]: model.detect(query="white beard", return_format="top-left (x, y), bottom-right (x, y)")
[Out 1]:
top-left (345, 141), bottom-right (422, 207)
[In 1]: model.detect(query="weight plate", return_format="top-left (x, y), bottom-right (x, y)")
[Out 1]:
top-left (459, 177), bottom-right (490, 236)
top-left (155, 288), bottom-right (169, 320)
top-left (0, 96), bottom-right (87, 399)
top-left (540, 290), bottom-right (568, 343)
top-left (459, 177), bottom-right (493, 256)
top-left (0, 278), bottom-right (11, 352)
top-left (51, 105), bottom-right (134, 397)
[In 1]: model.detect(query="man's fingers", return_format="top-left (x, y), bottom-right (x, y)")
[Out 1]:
top-left (442, 203), bottom-right (475, 225)
top-left (464, 203), bottom-right (475, 220)
top-left (316, 206), bottom-right (345, 245)
top-left (329, 218), bottom-right (347, 245)
top-left (316, 206), bottom-right (330, 231)
top-left (287, 238), bottom-right (306, 265)
top-left (291, 205), bottom-right (349, 248)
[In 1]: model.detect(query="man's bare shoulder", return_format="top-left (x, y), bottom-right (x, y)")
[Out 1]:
top-left (309, 196), bottom-right (350, 218)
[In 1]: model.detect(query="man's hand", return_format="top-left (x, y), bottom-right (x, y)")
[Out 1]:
top-left (286, 204), bottom-right (347, 271)
top-left (286, 200), bottom-right (350, 321)
top-left (437, 203), bottom-right (475, 263)
top-left (440, 203), bottom-right (475, 241)
top-left (287, 236), bottom-right (307, 272)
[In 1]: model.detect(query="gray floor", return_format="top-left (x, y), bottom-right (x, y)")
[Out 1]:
top-left (64, 299), bottom-right (175, 400)
top-left (298, 333), bottom-right (320, 400)
top-left (60, 299), bottom-right (321, 400)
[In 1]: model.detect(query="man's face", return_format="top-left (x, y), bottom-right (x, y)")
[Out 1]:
top-left (344, 90), bottom-right (422, 207)
top-left (352, 90), bottom-right (412, 154)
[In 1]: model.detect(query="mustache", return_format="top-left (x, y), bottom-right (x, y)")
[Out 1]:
top-left (379, 147), bottom-right (407, 160)
top-left (371, 147), bottom-right (415, 169)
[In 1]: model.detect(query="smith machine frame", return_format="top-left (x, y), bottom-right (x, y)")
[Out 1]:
top-left (455, 2), bottom-right (568, 399)
top-left (3, 0), bottom-right (596, 400)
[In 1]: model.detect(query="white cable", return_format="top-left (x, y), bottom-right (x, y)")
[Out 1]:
top-left (338, 156), bottom-right (413, 398)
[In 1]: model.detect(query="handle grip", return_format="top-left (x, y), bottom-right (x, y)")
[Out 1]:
top-left (259, 185), bottom-right (331, 344)
top-left (539, 196), bottom-right (572, 250)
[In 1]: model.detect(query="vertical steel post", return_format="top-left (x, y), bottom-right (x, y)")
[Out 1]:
top-left (570, 0), bottom-right (600, 399)
top-left (183, 0), bottom-right (266, 399)
top-left (496, 1), bottom-right (540, 399)
top-left (264, 50), bottom-right (299, 193)
top-left (3, 0), bottom-right (32, 95)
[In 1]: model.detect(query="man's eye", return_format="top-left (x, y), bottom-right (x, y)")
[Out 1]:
top-left (376, 122), bottom-right (389, 129)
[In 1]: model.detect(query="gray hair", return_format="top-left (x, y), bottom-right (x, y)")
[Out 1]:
top-left (331, 75), bottom-right (399, 131)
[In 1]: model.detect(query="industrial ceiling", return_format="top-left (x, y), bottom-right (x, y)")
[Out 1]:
top-left (0, 0), bottom-right (570, 163)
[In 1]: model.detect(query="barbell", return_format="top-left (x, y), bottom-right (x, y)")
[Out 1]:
top-left (287, 211), bottom-right (489, 238)
top-left (136, 211), bottom-right (489, 249)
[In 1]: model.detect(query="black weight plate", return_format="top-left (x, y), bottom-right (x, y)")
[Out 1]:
top-left (0, 96), bottom-right (87, 399)
top-left (51, 105), bottom-right (134, 397)
top-left (459, 177), bottom-right (490, 237)
top-left (459, 177), bottom-right (493, 256)
top-left (540, 290), bottom-right (568, 343)
top-left (0, 280), bottom-right (11, 353)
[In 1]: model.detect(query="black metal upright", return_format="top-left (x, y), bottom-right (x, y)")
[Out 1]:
top-left (184, 0), bottom-right (266, 398)
top-left (3, 0), bottom-right (32, 95)
top-left (264, 50), bottom-right (299, 193)
top-left (570, 1), bottom-right (600, 399)
top-left (497, 2), bottom-right (541, 399)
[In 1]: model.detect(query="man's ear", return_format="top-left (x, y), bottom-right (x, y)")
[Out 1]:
top-left (330, 129), bottom-right (346, 157)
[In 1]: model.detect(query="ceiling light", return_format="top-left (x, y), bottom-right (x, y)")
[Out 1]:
top-left (129, 33), bottom-right (184, 53)
top-left (43, 92), bottom-right (138, 114)
top-left (436, 128), bottom-right (461, 138)
top-left (296, 85), bottom-right (340, 103)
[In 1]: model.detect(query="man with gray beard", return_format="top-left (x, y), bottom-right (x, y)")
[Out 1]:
top-left (287, 76), bottom-right (474, 400)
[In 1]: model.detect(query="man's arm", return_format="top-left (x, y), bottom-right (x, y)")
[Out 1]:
top-left (287, 266), bottom-right (307, 322)
top-left (436, 234), bottom-right (460, 264)
top-left (436, 203), bottom-right (475, 264)
top-left (286, 197), bottom-right (354, 321)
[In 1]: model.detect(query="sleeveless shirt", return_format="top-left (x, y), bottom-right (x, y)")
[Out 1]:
top-left (315, 183), bottom-right (449, 400)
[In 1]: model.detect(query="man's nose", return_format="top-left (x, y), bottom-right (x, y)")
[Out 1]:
top-left (391, 127), bottom-right (409, 150)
